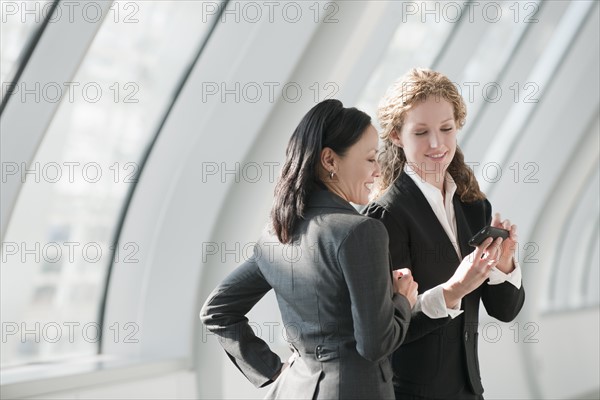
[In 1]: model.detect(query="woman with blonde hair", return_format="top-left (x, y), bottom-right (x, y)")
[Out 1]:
top-left (364, 68), bottom-right (525, 399)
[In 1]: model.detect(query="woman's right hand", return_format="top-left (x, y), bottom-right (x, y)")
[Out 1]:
top-left (393, 268), bottom-right (418, 308)
top-left (442, 237), bottom-right (503, 308)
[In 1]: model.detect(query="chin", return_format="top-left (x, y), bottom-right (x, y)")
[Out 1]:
top-left (348, 197), bottom-right (363, 205)
top-left (356, 196), bottom-right (370, 206)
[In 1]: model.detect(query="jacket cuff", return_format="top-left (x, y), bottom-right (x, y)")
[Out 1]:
top-left (488, 257), bottom-right (522, 289)
top-left (414, 285), bottom-right (464, 319)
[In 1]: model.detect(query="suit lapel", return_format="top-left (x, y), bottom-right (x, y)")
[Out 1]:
top-left (395, 173), bottom-right (436, 221)
top-left (395, 172), bottom-right (461, 263)
top-left (453, 195), bottom-right (475, 259)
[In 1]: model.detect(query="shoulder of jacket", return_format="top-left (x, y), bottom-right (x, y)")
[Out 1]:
top-left (335, 216), bottom-right (388, 254)
top-left (371, 184), bottom-right (410, 218)
top-left (327, 211), bottom-right (381, 231)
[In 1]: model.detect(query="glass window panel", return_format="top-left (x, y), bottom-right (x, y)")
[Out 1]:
top-left (1, 0), bottom-right (220, 367)
top-left (458, 0), bottom-right (540, 133)
top-left (586, 223), bottom-right (599, 305)
top-left (356, 1), bottom-right (455, 125)
top-left (547, 164), bottom-right (600, 312)
top-left (1, 0), bottom-right (53, 98)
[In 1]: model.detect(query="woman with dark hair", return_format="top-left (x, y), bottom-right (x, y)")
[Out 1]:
top-left (365, 68), bottom-right (525, 399)
top-left (201, 99), bottom-right (419, 399)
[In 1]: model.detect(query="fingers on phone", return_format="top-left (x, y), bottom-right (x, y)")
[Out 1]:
top-left (492, 213), bottom-right (502, 226)
top-left (493, 237), bottom-right (503, 257)
top-left (510, 224), bottom-right (518, 240)
top-left (482, 237), bottom-right (494, 249)
top-left (474, 237), bottom-right (493, 259)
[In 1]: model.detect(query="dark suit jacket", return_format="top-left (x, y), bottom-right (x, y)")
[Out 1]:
top-left (201, 188), bottom-right (412, 399)
top-left (364, 171), bottom-right (525, 398)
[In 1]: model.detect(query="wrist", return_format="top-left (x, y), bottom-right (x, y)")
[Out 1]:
top-left (442, 282), bottom-right (461, 309)
top-left (496, 257), bottom-right (515, 274)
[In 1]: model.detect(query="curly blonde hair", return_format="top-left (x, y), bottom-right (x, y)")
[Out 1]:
top-left (375, 68), bottom-right (485, 202)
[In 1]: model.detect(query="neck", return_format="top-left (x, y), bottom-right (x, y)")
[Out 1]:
top-left (321, 181), bottom-right (349, 203)
top-left (413, 166), bottom-right (446, 192)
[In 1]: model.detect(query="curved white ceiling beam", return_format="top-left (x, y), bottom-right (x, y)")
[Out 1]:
top-left (102, 0), bottom-right (324, 361)
top-left (550, 161), bottom-right (599, 310)
top-left (478, 0), bottom-right (596, 196)
top-left (460, 1), bottom-right (570, 159)
top-left (518, 115), bottom-right (599, 399)
top-left (0, 0), bottom-right (113, 240)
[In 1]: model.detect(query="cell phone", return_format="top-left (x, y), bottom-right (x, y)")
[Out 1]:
top-left (468, 226), bottom-right (510, 247)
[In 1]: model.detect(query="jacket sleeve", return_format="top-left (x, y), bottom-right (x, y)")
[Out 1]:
top-left (479, 199), bottom-right (526, 321)
top-left (363, 203), bottom-right (453, 344)
top-left (200, 258), bottom-right (282, 388)
top-left (337, 218), bottom-right (412, 362)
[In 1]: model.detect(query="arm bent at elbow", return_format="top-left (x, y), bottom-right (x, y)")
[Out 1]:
top-left (200, 260), bottom-right (282, 387)
top-left (338, 219), bottom-right (412, 362)
top-left (482, 282), bottom-right (525, 322)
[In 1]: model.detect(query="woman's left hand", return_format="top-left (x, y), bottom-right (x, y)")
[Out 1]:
top-left (491, 213), bottom-right (517, 273)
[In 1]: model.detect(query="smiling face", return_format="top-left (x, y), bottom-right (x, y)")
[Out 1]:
top-left (322, 124), bottom-right (381, 205)
top-left (396, 96), bottom-right (457, 187)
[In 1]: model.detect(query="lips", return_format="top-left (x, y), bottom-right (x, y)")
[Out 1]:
top-left (426, 151), bottom-right (447, 160)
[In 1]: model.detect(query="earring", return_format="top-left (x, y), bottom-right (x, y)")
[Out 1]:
top-left (329, 170), bottom-right (335, 179)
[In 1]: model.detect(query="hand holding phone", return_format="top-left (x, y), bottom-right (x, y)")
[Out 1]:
top-left (468, 225), bottom-right (510, 247)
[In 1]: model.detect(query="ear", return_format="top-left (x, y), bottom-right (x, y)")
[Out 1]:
top-left (320, 147), bottom-right (337, 173)
top-left (389, 129), bottom-right (403, 148)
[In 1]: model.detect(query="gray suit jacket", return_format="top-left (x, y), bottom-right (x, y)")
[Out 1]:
top-left (201, 188), bottom-right (412, 399)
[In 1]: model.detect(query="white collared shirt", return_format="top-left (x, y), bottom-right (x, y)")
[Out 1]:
top-left (404, 164), bottom-right (522, 319)
top-left (405, 164), bottom-right (462, 259)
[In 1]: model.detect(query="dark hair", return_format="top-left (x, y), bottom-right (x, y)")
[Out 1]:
top-left (270, 99), bottom-right (372, 244)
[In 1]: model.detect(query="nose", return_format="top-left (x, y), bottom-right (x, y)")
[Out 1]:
top-left (373, 160), bottom-right (381, 177)
top-left (429, 130), bottom-right (441, 148)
